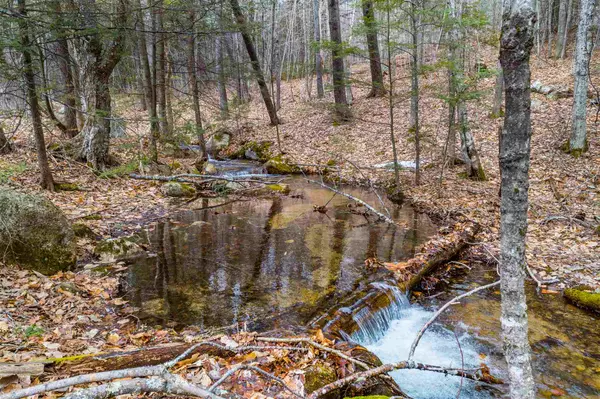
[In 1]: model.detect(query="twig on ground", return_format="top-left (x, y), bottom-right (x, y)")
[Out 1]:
top-left (208, 364), bottom-right (304, 399)
top-left (408, 281), bottom-right (501, 361)
top-left (255, 337), bottom-right (370, 369)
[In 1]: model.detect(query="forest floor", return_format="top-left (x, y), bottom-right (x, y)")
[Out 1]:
top-left (0, 46), bottom-right (599, 395)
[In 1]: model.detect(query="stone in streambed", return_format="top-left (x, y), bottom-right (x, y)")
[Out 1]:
top-left (161, 182), bottom-right (197, 198)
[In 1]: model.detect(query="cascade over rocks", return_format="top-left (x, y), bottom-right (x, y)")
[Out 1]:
top-left (0, 187), bottom-right (76, 274)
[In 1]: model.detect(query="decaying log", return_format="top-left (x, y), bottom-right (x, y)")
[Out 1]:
top-left (51, 343), bottom-right (237, 374)
top-left (385, 220), bottom-right (480, 292)
top-left (0, 363), bottom-right (45, 377)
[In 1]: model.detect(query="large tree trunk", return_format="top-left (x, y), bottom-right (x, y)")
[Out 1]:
top-left (313, 0), bottom-right (324, 98)
top-left (54, 2), bottom-right (78, 139)
top-left (187, 8), bottom-right (206, 158)
top-left (77, 0), bottom-right (127, 170)
top-left (362, 0), bottom-right (385, 97)
top-left (569, 0), bottom-right (596, 155)
top-left (18, 0), bottom-right (54, 190)
top-left (328, 0), bottom-right (350, 120)
top-left (81, 75), bottom-right (112, 170)
top-left (229, 0), bottom-right (279, 125)
top-left (499, 1), bottom-right (536, 398)
top-left (136, 0), bottom-right (159, 163)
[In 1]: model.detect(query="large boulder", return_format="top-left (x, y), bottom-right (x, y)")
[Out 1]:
top-left (205, 130), bottom-right (231, 157)
top-left (160, 182), bottom-right (197, 198)
top-left (0, 187), bottom-right (76, 274)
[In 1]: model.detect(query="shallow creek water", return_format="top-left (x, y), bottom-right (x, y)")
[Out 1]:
top-left (125, 175), bottom-right (436, 329)
top-left (125, 166), bottom-right (600, 399)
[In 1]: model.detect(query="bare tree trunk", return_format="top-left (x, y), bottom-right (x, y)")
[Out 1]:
top-left (569, 0), bottom-right (596, 155)
top-left (546, 0), bottom-right (554, 57)
top-left (136, 0), bottom-right (159, 163)
top-left (216, 32), bottom-right (229, 117)
top-left (410, 0), bottom-right (420, 185)
top-left (156, 0), bottom-right (169, 138)
top-left (166, 52), bottom-right (174, 132)
top-left (54, 2), bottom-right (78, 138)
top-left (499, 1), bottom-right (536, 397)
top-left (230, 0), bottom-right (279, 125)
top-left (555, 0), bottom-right (568, 57)
top-left (386, 1), bottom-right (399, 186)
top-left (362, 0), bottom-right (385, 97)
top-left (492, 61), bottom-right (504, 117)
top-left (559, 0), bottom-right (574, 58)
top-left (328, 0), bottom-right (350, 120)
top-left (187, 8), bottom-right (206, 158)
top-left (458, 103), bottom-right (486, 179)
top-left (314, 0), bottom-right (324, 98)
top-left (18, 0), bottom-right (54, 190)
top-left (0, 124), bottom-right (12, 154)
top-left (77, 0), bottom-right (127, 170)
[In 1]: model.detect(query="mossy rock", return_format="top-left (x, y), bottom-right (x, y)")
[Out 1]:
top-left (55, 182), bottom-right (80, 192)
top-left (344, 396), bottom-right (389, 399)
top-left (94, 237), bottom-right (143, 262)
top-left (265, 155), bottom-right (300, 174)
top-left (72, 223), bottom-right (97, 239)
top-left (0, 187), bottom-right (76, 275)
top-left (160, 182), bottom-right (197, 198)
top-left (266, 184), bottom-right (290, 194)
top-left (231, 141), bottom-right (273, 162)
top-left (564, 286), bottom-right (600, 313)
top-left (386, 185), bottom-right (405, 205)
top-left (305, 362), bottom-right (339, 399)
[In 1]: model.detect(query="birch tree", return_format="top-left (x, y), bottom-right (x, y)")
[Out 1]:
top-left (499, 0), bottom-right (536, 397)
top-left (568, 0), bottom-right (597, 155)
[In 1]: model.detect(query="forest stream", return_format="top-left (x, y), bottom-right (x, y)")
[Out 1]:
top-left (123, 161), bottom-right (599, 399)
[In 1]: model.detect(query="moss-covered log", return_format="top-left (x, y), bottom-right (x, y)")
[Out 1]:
top-left (564, 287), bottom-right (600, 313)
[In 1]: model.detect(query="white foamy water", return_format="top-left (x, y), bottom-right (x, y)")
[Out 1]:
top-left (360, 305), bottom-right (496, 399)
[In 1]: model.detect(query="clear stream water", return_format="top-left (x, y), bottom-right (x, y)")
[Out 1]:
top-left (126, 162), bottom-right (600, 399)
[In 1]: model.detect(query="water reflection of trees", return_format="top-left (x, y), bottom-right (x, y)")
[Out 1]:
top-left (128, 188), bottom-right (435, 328)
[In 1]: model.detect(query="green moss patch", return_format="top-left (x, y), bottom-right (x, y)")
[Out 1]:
top-left (564, 287), bottom-right (600, 313)
top-left (265, 154), bottom-right (300, 174)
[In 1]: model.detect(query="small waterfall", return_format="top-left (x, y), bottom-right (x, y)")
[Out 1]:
top-left (208, 160), bottom-right (268, 177)
top-left (347, 283), bottom-right (410, 345)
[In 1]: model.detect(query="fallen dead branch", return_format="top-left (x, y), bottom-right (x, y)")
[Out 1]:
top-left (208, 364), bottom-right (303, 398)
top-left (408, 280), bottom-right (501, 361)
top-left (307, 360), bottom-right (503, 399)
top-left (255, 337), bottom-right (370, 369)
top-left (302, 178), bottom-right (396, 224)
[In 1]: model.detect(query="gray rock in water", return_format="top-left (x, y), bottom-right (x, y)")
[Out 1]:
top-left (161, 182), bottom-right (196, 198)
top-left (0, 187), bottom-right (76, 275)
top-left (110, 117), bottom-right (127, 138)
top-left (205, 131), bottom-right (231, 156)
top-left (244, 148), bottom-right (259, 160)
top-left (203, 162), bottom-right (218, 175)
